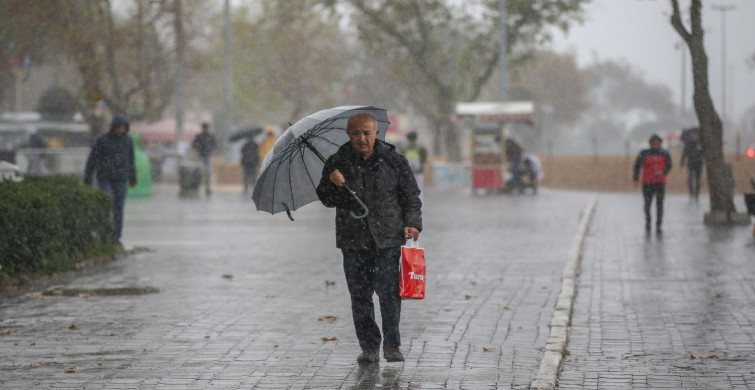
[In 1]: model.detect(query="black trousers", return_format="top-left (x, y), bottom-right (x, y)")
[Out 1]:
top-left (341, 245), bottom-right (402, 351)
top-left (642, 183), bottom-right (665, 227)
top-left (687, 165), bottom-right (702, 198)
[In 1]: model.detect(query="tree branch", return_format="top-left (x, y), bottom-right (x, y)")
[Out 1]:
top-left (670, 0), bottom-right (691, 43)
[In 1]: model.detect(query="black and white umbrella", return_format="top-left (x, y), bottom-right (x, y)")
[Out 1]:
top-left (251, 105), bottom-right (390, 220)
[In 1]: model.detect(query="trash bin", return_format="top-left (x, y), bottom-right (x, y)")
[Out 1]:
top-left (179, 160), bottom-right (202, 197)
top-left (128, 134), bottom-right (152, 197)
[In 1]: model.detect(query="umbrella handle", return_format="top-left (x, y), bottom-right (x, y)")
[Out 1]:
top-left (343, 184), bottom-right (369, 219)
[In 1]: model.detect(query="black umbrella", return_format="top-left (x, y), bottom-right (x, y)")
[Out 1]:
top-left (251, 106), bottom-right (390, 221)
top-left (229, 126), bottom-right (263, 142)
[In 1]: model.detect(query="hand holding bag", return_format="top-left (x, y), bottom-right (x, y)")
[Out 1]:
top-left (399, 239), bottom-right (426, 300)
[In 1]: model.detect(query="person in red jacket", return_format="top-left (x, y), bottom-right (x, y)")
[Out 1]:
top-left (633, 134), bottom-right (672, 233)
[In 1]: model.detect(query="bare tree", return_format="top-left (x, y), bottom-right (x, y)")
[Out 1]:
top-left (670, 0), bottom-right (739, 222)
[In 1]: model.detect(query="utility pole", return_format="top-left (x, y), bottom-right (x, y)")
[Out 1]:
top-left (675, 41), bottom-right (687, 115)
top-left (223, 0), bottom-right (233, 159)
top-left (174, 0), bottom-right (186, 155)
top-left (498, 0), bottom-right (506, 102)
top-left (711, 4), bottom-right (735, 132)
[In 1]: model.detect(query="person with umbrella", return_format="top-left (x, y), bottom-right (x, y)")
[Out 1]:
top-left (316, 113), bottom-right (422, 365)
top-left (240, 135), bottom-right (260, 195)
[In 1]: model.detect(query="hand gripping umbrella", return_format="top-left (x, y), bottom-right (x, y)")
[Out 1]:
top-left (251, 106), bottom-right (390, 221)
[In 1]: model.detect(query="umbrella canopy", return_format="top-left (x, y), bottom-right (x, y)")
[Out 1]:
top-left (252, 105), bottom-right (390, 219)
top-left (229, 126), bottom-right (263, 142)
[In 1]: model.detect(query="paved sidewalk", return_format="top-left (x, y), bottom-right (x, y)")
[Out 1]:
top-left (1, 185), bottom-right (593, 389)
top-left (559, 193), bottom-right (755, 389)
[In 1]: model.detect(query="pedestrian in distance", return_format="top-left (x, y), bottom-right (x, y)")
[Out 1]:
top-left (240, 135), bottom-right (260, 195)
top-left (681, 127), bottom-right (704, 201)
top-left (192, 122), bottom-right (217, 196)
top-left (258, 126), bottom-right (277, 162)
top-left (84, 114), bottom-right (137, 244)
top-left (316, 113), bottom-right (422, 365)
top-left (633, 134), bottom-right (672, 233)
top-left (399, 131), bottom-right (428, 204)
top-left (26, 125), bottom-right (48, 174)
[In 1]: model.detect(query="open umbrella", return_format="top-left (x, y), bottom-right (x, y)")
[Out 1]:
top-left (229, 126), bottom-right (263, 142)
top-left (252, 105), bottom-right (390, 221)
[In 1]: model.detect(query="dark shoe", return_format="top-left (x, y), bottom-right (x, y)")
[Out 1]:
top-left (383, 346), bottom-right (404, 362)
top-left (645, 222), bottom-right (651, 233)
top-left (656, 225), bottom-right (663, 234)
top-left (357, 350), bottom-right (379, 365)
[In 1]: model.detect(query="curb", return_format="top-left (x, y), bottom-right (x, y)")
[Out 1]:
top-left (530, 195), bottom-right (597, 390)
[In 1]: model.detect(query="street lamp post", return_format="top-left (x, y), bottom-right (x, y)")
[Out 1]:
top-left (499, 0), bottom-right (506, 102)
top-left (711, 4), bottom-right (735, 133)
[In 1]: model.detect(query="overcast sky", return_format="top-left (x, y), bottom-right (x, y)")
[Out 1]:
top-left (548, 0), bottom-right (755, 123)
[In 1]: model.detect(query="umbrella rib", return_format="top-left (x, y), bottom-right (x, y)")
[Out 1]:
top-left (299, 143), bottom-right (319, 193)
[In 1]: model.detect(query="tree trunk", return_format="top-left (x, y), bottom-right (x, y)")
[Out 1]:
top-left (688, 39), bottom-right (735, 214)
top-left (671, 0), bottom-right (736, 218)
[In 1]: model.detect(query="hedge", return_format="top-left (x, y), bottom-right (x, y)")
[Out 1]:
top-left (0, 175), bottom-right (116, 278)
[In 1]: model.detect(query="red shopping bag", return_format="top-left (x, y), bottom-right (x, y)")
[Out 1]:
top-left (399, 240), bottom-right (426, 300)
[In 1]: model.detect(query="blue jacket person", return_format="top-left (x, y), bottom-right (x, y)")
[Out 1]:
top-left (84, 114), bottom-right (137, 242)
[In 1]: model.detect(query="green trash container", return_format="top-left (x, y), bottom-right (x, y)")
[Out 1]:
top-left (128, 133), bottom-right (152, 197)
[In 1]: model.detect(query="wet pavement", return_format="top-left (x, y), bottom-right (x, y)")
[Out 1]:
top-left (559, 193), bottom-right (755, 389)
top-left (4, 185), bottom-right (753, 389)
top-left (0, 184), bottom-right (592, 389)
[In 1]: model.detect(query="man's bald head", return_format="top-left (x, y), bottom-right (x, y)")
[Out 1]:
top-left (346, 113), bottom-right (379, 159)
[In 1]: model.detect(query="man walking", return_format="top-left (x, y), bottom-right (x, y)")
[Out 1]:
top-left (681, 127), bottom-right (704, 201)
top-left (84, 114), bottom-right (137, 244)
top-left (316, 113), bottom-right (422, 365)
top-left (633, 134), bottom-right (672, 233)
top-left (399, 131), bottom-right (428, 203)
top-left (241, 135), bottom-right (259, 195)
top-left (192, 123), bottom-right (217, 196)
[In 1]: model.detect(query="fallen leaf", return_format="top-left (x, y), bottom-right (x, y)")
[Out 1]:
top-left (325, 280), bottom-right (336, 287)
top-left (470, 281), bottom-right (477, 286)
top-left (444, 309), bottom-right (453, 312)
top-left (204, 335), bottom-right (210, 339)
top-left (318, 315), bottom-right (338, 322)
top-left (64, 367), bottom-right (76, 373)
top-left (91, 92), bottom-right (103, 101)
top-left (483, 347), bottom-right (495, 352)
top-left (265, 294), bottom-right (275, 298)
top-left (78, 293), bottom-right (90, 298)
top-left (465, 294), bottom-right (473, 300)
top-left (500, 306), bottom-right (512, 311)
top-left (95, 363), bottom-right (103, 367)
top-left (2, 285), bottom-right (18, 291)
top-left (0, 330), bottom-right (12, 336)
top-left (29, 362), bottom-right (42, 368)
top-left (68, 324), bottom-right (79, 330)
top-left (222, 274), bottom-right (233, 279)
top-left (690, 354), bottom-right (718, 360)
top-left (25, 292), bottom-right (43, 299)
top-left (681, 366), bottom-right (695, 371)
top-left (24, 323), bottom-right (34, 328)
top-left (321, 336), bottom-right (338, 342)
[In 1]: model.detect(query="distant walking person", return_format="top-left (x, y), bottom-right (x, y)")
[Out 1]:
top-left (26, 125), bottom-right (48, 174)
top-left (241, 135), bottom-right (260, 195)
top-left (258, 126), bottom-right (277, 162)
top-left (84, 114), bottom-right (137, 243)
top-left (399, 131), bottom-right (428, 203)
top-left (633, 134), bottom-right (672, 233)
top-left (681, 127), bottom-right (704, 200)
top-left (192, 123), bottom-right (217, 196)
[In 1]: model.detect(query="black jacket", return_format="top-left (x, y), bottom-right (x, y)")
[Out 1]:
top-left (84, 115), bottom-right (136, 185)
top-left (192, 132), bottom-right (217, 158)
top-left (316, 140), bottom-right (422, 249)
top-left (681, 140), bottom-right (704, 168)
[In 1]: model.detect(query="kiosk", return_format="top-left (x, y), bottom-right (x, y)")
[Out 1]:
top-left (455, 101), bottom-right (535, 193)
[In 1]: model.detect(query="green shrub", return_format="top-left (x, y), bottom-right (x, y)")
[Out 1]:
top-left (0, 175), bottom-right (116, 277)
